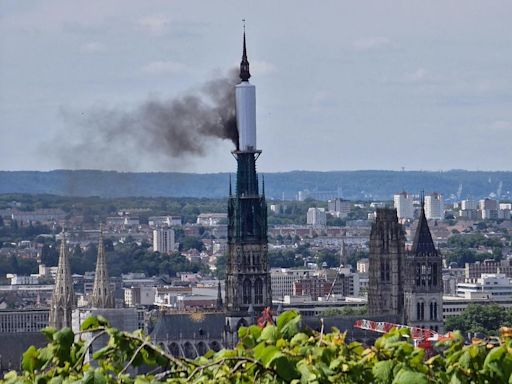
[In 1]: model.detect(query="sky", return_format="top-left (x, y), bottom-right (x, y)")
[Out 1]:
top-left (1, 0), bottom-right (512, 173)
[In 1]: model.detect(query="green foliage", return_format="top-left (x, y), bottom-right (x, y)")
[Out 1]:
top-left (5, 311), bottom-right (512, 383)
top-left (445, 304), bottom-right (512, 336)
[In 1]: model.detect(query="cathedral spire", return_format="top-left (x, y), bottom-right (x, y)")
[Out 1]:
top-left (91, 224), bottom-right (114, 308)
top-left (240, 22), bottom-right (251, 82)
top-left (411, 194), bottom-right (437, 257)
top-left (49, 230), bottom-right (75, 329)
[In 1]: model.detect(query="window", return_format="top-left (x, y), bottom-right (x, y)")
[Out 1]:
top-left (417, 301), bottom-right (425, 320)
top-left (254, 278), bottom-right (263, 304)
top-left (243, 279), bottom-right (252, 304)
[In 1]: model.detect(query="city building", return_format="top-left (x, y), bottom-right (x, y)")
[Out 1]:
top-left (465, 260), bottom-right (512, 279)
top-left (307, 207), bottom-right (327, 226)
top-left (424, 193), bottom-right (444, 220)
top-left (393, 192), bottom-right (414, 220)
top-left (124, 286), bottom-right (156, 307)
top-left (456, 274), bottom-right (512, 299)
top-left (327, 198), bottom-right (351, 218)
top-left (153, 228), bottom-right (176, 254)
top-left (270, 268), bottom-right (310, 298)
top-left (148, 215), bottom-right (182, 227)
top-left (197, 213), bottom-right (227, 226)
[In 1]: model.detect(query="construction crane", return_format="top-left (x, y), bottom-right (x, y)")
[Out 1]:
top-left (353, 319), bottom-right (454, 349)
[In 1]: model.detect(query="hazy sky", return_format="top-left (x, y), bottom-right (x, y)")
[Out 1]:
top-left (1, 1), bottom-right (512, 173)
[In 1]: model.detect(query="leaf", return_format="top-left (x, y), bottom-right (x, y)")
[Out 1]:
top-left (80, 317), bottom-right (100, 331)
top-left (41, 327), bottom-right (57, 341)
top-left (372, 360), bottom-right (394, 384)
top-left (392, 369), bottom-right (428, 384)
top-left (272, 355), bottom-right (300, 381)
top-left (253, 344), bottom-right (283, 367)
top-left (258, 325), bottom-right (280, 344)
top-left (22, 346), bottom-right (41, 373)
top-left (277, 310), bottom-right (300, 339)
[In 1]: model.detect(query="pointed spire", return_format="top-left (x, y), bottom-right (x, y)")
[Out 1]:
top-left (240, 21), bottom-right (251, 82)
top-left (91, 224), bottom-right (114, 308)
top-left (49, 229), bottom-right (75, 329)
top-left (262, 174), bottom-right (265, 197)
top-left (411, 194), bottom-right (437, 256)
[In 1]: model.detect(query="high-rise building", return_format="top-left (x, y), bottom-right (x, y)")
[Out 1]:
top-left (91, 226), bottom-right (114, 308)
top-left (153, 228), bottom-right (175, 254)
top-left (224, 31), bottom-right (272, 328)
top-left (306, 207), bottom-right (327, 226)
top-left (393, 192), bottom-right (414, 220)
top-left (49, 232), bottom-right (75, 329)
top-left (424, 192), bottom-right (444, 220)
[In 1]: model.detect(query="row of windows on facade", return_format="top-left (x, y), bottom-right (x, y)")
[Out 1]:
top-left (242, 278), bottom-right (264, 304)
top-left (379, 261), bottom-right (439, 287)
top-left (416, 301), bottom-right (439, 321)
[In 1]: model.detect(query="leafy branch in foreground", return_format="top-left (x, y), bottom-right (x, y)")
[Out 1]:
top-left (3, 311), bottom-right (512, 383)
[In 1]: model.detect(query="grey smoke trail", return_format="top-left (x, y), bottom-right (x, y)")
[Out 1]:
top-left (54, 70), bottom-right (239, 170)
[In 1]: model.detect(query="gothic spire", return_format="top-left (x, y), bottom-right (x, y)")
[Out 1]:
top-left (91, 224), bottom-right (114, 308)
top-left (240, 24), bottom-right (251, 82)
top-left (411, 197), bottom-right (437, 256)
top-left (49, 230), bottom-right (75, 329)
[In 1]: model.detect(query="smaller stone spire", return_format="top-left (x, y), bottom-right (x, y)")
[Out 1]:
top-left (49, 230), bottom-right (75, 329)
top-left (91, 224), bottom-right (114, 308)
top-left (240, 21), bottom-right (251, 82)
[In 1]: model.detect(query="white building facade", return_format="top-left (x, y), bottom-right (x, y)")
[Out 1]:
top-left (393, 192), bottom-right (414, 220)
top-left (153, 229), bottom-right (175, 254)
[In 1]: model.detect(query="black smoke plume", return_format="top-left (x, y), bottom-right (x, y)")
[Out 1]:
top-left (53, 70), bottom-right (239, 170)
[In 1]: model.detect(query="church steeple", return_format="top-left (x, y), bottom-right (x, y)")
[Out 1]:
top-left (411, 192), bottom-right (437, 257)
top-left (91, 224), bottom-right (114, 308)
top-left (240, 25), bottom-right (251, 82)
top-left (49, 230), bottom-right (75, 329)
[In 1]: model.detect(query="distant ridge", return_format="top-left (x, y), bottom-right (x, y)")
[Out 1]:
top-left (0, 170), bottom-right (511, 200)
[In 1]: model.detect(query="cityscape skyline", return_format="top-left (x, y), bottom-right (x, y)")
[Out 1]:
top-left (1, 1), bottom-right (512, 173)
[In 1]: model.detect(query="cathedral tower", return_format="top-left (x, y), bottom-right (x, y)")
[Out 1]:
top-left (403, 197), bottom-right (443, 332)
top-left (368, 208), bottom-right (406, 319)
top-left (91, 225), bottom-right (114, 308)
top-left (225, 29), bottom-right (272, 324)
top-left (49, 231), bottom-right (75, 329)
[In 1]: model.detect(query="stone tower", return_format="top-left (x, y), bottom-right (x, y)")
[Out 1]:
top-left (368, 208), bottom-right (406, 319)
top-left (403, 200), bottom-right (443, 332)
top-left (225, 30), bottom-right (272, 326)
top-left (49, 231), bottom-right (75, 329)
top-left (91, 225), bottom-right (114, 308)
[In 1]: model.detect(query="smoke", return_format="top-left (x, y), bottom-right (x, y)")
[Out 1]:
top-left (52, 69), bottom-right (239, 170)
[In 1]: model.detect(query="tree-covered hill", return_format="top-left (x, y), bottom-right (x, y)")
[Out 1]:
top-left (1, 169), bottom-right (511, 200)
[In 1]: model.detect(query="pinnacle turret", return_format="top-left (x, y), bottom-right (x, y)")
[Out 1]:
top-left (91, 225), bottom-right (114, 308)
top-left (49, 230), bottom-right (75, 329)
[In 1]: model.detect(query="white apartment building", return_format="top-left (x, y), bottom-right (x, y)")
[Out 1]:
top-left (153, 229), bottom-right (175, 254)
top-left (456, 274), bottom-right (512, 299)
top-left (148, 216), bottom-right (182, 227)
top-left (306, 208), bottom-right (327, 226)
top-left (424, 193), bottom-right (444, 220)
top-left (393, 192), bottom-right (414, 220)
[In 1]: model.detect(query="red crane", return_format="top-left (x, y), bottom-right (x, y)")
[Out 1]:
top-left (353, 319), bottom-right (453, 349)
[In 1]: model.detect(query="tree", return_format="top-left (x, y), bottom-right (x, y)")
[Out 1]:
top-left (445, 304), bottom-right (512, 336)
top-left (181, 236), bottom-right (204, 251)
